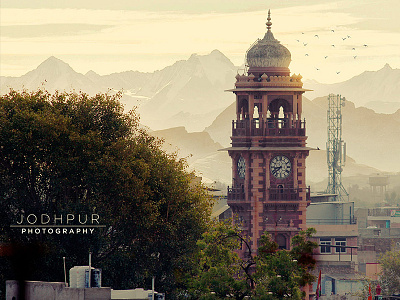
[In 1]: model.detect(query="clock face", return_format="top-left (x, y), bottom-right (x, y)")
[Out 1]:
top-left (270, 155), bottom-right (292, 179)
top-left (237, 156), bottom-right (246, 179)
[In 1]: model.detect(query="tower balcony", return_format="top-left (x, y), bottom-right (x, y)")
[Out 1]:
top-left (232, 119), bottom-right (305, 137)
top-left (268, 187), bottom-right (310, 201)
top-left (227, 186), bottom-right (246, 202)
top-left (227, 186), bottom-right (310, 202)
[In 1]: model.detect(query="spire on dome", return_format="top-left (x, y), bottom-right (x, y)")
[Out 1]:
top-left (245, 10), bottom-right (291, 69)
top-left (266, 9), bottom-right (272, 31)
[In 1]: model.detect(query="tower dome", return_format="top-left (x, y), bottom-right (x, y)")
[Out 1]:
top-left (246, 10), bottom-right (291, 69)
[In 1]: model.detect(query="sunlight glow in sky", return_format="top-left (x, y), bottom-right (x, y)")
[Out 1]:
top-left (1, 0), bottom-right (399, 83)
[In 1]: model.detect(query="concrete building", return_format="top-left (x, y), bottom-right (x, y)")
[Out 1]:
top-left (307, 197), bottom-right (361, 297)
top-left (6, 281), bottom-right (111, 300)
top-left (356, 206), bottom-right (400, 277)
top-left (6, 281), bottom-right (165, 300)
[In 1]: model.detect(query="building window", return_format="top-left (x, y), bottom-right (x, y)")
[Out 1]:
top-left (335, 237), bottom-right (346, 253)
top-left (320, 238), bottom-right (331, 253)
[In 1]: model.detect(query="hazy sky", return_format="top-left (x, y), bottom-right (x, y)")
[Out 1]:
top-left (1, 0), bottom-right (399, 83)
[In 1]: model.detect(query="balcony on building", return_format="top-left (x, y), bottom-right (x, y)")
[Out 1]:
top-left (268, 186), bottom-right (310, 201)
top-left (227, 186), bottom-right (246, 202)
top-left (227, 186), bottom-right (310, 202)
top-left (232, 118), bottom-right (306, 137)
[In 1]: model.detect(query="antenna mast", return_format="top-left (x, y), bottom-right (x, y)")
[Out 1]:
top-left (326, 93), bottom-right (349, 201)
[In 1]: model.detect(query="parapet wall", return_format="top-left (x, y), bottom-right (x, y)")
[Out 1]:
top-left (6, 280), bottom-right (111, 300)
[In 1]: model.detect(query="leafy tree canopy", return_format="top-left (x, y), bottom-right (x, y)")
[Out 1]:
top-left (183, 220), bottom-right (317, 300)
top-left (379, 249), bottom-right (400, 295)
top-left (0, 89), bottom-right (213, 298)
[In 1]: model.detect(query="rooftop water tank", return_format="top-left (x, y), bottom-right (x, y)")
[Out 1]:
top-left (69, 266), bottom-right (102, 288)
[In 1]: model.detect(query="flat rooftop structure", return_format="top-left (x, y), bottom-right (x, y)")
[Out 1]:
top-left (6, 280), bottom-right (111, 300)
top-left (310, 192), bottom-right (338, 203)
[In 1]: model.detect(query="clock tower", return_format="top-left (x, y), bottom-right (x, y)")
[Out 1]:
top-left (226, 11), bottom-right (311, 251)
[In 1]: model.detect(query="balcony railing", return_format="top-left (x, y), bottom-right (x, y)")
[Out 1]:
top-left (227, 187), bottom-right (246, 201)
top-left (232, 119), bottom-right (306, 137)
top-left (307, 217), bottom-right (357, 225)
top-left (227, 186), bottom-right (310, 202)
top-left (268, 187), bottom-right (310, 201)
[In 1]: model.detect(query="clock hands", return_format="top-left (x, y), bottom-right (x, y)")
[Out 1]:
top-left (271, 156), bottom-right (291, 179)
top-left (272, 165), bottom-right (282, 176)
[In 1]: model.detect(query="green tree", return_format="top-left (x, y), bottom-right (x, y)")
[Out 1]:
top-left (0, 89), bottom-right (213, 298)
top-left (352, 278), bottom-right (377, 300)
top-left (379, 249), bottom-right (400, 295)
top-left (184, 221), bottom-right (317, 300)
top-left (254, 228), bottom-right (317, 299)
top-left (184, 220), bottom-right (253, 300)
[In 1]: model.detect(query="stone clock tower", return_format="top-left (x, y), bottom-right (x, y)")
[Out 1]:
top-left (226, 11), bottom-right (311, 251)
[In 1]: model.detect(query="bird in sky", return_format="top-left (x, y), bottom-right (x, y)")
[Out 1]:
top-left (303, 43), bottom-right (308, 46)
top-left (296, 39), bottom-right (300, 42)
top-left (302, 32), bottom-right (305, 34)
top-left (352, 47), bottom-right (356, 50)
top-left (331, 44), bottom-right (335, 47)
top-left (331, 29), bottom-right (335, 32)
top-left (316, 67), bottom-right (320, 70)
top-left (347, 35), bottom-right (351, 38)
top-left (324, 56), bottom-right (328, 59)
top-left (363, 44), bottom-right (368, 47)
top-left (353, 56), bottom-right (357, 59)
top-left (336, 71), bottom-right (341, 74)
top-left (305, 54), bottom-right (309, 56)
top-left (314, 34), bottom-right (319, 38)
top-left (342, 37), bottom-right (347, 40)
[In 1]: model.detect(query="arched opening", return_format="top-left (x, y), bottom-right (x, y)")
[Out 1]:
top-left (239, 99), bottom-right (249, 120)
top-left (276, 234), bottom-right (287, 250)
top-left (278, 106), bottom-right (284, 119)
top-left (268, 98), bottom-right (291, 129)
top-left (254, 105), bottom-right (260, 128)
top-left (278, 106), bottom-right (284, 128)
top-left (254, 105), bottom-right (260, 119)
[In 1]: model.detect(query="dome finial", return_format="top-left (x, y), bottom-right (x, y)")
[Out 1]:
top-left (266, 9), bottom-right (272, 31)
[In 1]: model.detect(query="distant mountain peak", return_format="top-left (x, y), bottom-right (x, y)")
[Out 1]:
top-left (86, 70), bottom-right (99, 76)
top-left (85, 70), bottom-right (100, 78)
top-left (187, 50), bottom-right (232, 64)
top-left (40, 56), bottom-right (67, 66)
top-left (36, 56), bottom-right (76, 74)
top-left (210, 49), bottom-right (225, 57)
top-left (382, 63), bottom-right (392, 70)
top-left (45, 56), bottom-right (60, 62)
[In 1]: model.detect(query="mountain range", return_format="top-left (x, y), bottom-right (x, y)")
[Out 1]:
top-left (304, 63), bottom-right (400, 114)
top-left (1, 51), bottom-right (237, 132)
top-left (1, 52), bottom-right (399, 183)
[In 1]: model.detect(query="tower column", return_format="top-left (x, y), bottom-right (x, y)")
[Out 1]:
top-left (250, 152), bottom-right (265, 250)
top-left (249, 94), bottom-right (254, 121)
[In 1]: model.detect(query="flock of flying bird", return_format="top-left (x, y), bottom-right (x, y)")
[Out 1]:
top-left (294, 29), bottom-right (369, 75)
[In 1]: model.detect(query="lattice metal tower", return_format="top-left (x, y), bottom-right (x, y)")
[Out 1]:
top-left (326, 94), bottom-right (349, 201)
